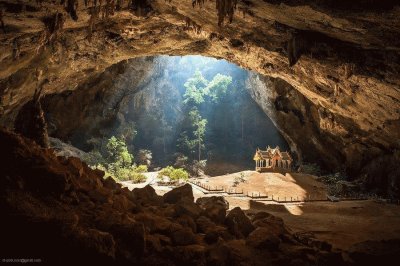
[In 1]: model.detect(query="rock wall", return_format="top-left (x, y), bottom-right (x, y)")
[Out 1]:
top-left (0, 0), bottom-right (399, 195)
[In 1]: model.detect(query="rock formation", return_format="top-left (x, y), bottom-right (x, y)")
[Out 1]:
top-left (1, 128), bottom-right (352, 265)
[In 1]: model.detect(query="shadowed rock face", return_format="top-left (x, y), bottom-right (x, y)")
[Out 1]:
top-left (0, 1), bottom-right (399, 196)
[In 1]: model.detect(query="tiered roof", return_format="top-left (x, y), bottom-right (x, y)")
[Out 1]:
top-left (253, 146), bottom-right (292, 161)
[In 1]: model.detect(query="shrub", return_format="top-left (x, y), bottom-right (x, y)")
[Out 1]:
top-left (135, 164), bottom-right (148, 173)
top-left (130, 172), bottom-right (147, 183)
top-left (158, 166), bottom-right (189, 183)
top-left (158, 166), bottom-right (175, 179)
top-left (170, 168), bottom-right (189, 182)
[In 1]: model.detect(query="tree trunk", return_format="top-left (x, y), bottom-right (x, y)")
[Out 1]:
top-left (198, 136), bottom-right (201, 161)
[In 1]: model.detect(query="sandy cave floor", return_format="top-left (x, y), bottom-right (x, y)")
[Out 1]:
top-left (121, 171), bottom-right (400, 251)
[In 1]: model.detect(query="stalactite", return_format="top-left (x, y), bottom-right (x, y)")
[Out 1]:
top-left (191, 0), bottom-right (239, 27)
top-left (66, 0), bottom-right (79, 21)
top-left (192, 0), bottom-right (206, 8)
top-left (185, 17), bottom-right (202, 35)
top-left (87, 6), bottom-right (100, 41)
top-left (12, 38), bottom-right (20, 60)
top-left (130, 0), bottom-right (152, 17)
top-left (216, 0), bottom-right (239, 26)
top-left (37, 12), bottom-right (65, 54)
top-left (0, 6), bottom-right (5, 34)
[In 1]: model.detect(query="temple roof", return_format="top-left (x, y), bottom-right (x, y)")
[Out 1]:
top-left (254, 146), bottom-right (292, 161)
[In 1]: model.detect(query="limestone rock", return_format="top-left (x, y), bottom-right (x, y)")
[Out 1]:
top-left (196, 196), bottom-right (229, 224)
top-left (171, 227), bottom-right (197, 246)
top-left (163, 184), bottom-right (194, 204)
top-left (246, 227), bottom-right (281, 250)
top-left (132, 185), bottom-right (163, 206)
top-left (225, 207), bottom-right (255, 238)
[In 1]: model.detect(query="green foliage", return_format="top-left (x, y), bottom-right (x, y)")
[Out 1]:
top-left (170, 168), bottom-right (189, 182)
top-left (183, 70), bottom-right (208, 105)
top-left (130, 172), bottom-right (147, 183)
top-left (206, 74), bottom-right (233, 102)
top-left (157, 166), bottom-right (189, 183)
top-left (86, 136), bottom-right (149, 183)
top-left (106, 136), bottom-right (133, 168)
top-left (134, 164), bottom-right (148, 173)
top-left (179, 71), bottom-right (232, 163)
top-left (158, 166), bottom-right (175, 179)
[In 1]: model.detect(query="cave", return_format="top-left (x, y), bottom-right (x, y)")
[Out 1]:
top-left (1, 0), bottom-right (400, 265)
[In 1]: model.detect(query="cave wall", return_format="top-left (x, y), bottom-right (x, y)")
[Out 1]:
top-left (0, 0), bottom-right (399, 195)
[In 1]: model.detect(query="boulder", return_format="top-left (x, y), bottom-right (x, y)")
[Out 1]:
top-left (176, 214), bottom-right (197, 233)
top-left (225, 207), bottom-right (255, 238)
top-left (146, 233), bottom-right (171, 253)
top-left (196, 216), bottom-right (233, 243)
top-left (109, 223), bottom-right (146, 256)
top-left (74, 228), bottom-right (116, 259)
top-left (196, 196), bottom-right (229, 210)
top-left (87, 187), bottom-right (112, 204)
top-left (171, 227), bottom-right (197, 246)
top-left (134, 212), bottom-right (173, 234)
top-left (103, 176), bottom-right (120, 190)
top-left (246, 227), bottom-right (281, 249)
top-left (174, 244), bottom-right (206, 265)
top-left (163, 184), bottom-right (194, 204)
top-left (196, 196), bottom-right (228, 224)
top-left (251, 212), bottom-right (289, 237)
top-left (207, 242), bottom-right (230, 265)
top-left (175, 200), bottom-right (202, 218)
top-left (112, 194), bottom-right (135, 212)
top-left (132, 185), bottom-right (163, 206)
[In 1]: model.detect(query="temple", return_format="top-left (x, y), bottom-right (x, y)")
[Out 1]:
top-left (253, 146), bottom-right (293, 172)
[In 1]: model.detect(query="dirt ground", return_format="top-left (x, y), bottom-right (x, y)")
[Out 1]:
top-left (121, 171), bottom-right (400, 251)
top-left (194, 171), bottom-right (327, 200)
top-left (244, 200), bottom-right (400, 250)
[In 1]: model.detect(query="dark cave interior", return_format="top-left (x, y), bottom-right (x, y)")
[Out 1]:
top-left (1, 1), bottom-right (400, 265)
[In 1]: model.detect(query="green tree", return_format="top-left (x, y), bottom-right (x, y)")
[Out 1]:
top-left (106, 136), bottom-right (133, 168)
top-left (205, 74), bottom-right (233, 102)
top-left (179, 71), bottom-right (232, 162)
top-left (189, 108), bottom-right (207, 161)
top-left (183, 70), bottom-right (208, 105)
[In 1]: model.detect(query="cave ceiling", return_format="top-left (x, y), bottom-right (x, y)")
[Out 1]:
top-left (0, 0), bottom-right (399, 180)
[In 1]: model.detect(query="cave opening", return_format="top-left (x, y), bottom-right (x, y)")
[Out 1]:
top-left (1, 0), bottom-right (400, 264)
top-left (43, 55), bottom-right (290, 177)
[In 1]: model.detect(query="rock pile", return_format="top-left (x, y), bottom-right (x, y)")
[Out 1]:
top-left (0, 128), bottom-right (365, 265)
